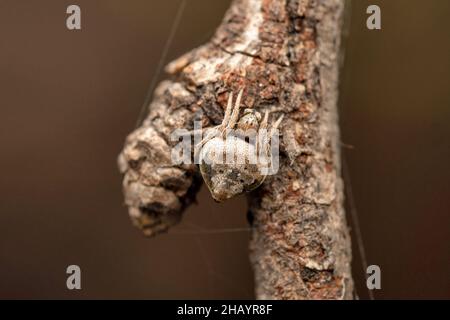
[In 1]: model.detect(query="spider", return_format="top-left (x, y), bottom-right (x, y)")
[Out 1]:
top-left (195, 88), bottom-right (284, 202)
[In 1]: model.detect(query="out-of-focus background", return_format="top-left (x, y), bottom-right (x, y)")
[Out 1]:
top-left (0, 0), bottom-right (449, 299)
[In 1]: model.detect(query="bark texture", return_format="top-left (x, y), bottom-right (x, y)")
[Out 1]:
top-left (118, 0), bottom-right (353, 299)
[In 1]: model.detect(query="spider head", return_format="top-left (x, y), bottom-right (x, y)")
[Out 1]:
top-left (237, 109), bottom-right (261, 132)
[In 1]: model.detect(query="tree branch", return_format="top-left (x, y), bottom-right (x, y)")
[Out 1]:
top-left (118, 0), bottom-right (353, 299)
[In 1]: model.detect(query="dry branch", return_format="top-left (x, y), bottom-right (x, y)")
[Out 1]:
top-left (118, 0), bottom-right (353, 299)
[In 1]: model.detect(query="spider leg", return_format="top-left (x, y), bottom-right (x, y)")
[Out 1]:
top-left (221, 91), bottom-right (234, 128)
top-left (270, 114), bottom-right (284, 136)
top-left (265, 114), bottom-right (284, 156)
top-left (260, 111), bottom-right (269, 131)
top-left (194, 91), bottom-right (234, 149)
top-left (227, 88), bottom-right (244, 130)
top-left (186, 92), bottom-right (234, 141)
top-left (258, 114), bottom-right (284, 164)
top-left (256, 111), bottom-right (269, 152)
top-left (194, 127), bottom-right (220, 155)
top-left (197, 128), bottom-right (215, 145)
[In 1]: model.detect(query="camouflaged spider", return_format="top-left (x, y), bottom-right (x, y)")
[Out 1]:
top-left (195, 88), bottom-right (283, 202)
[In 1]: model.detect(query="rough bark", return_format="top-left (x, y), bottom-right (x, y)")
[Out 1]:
top-left (118, 0), bottom-right (353, 299)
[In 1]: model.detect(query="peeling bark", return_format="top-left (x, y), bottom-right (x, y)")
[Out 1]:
top-left (118, 0), bottom-right (353, 299)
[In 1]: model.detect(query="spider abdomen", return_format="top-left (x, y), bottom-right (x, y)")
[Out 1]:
top-left (199, 137), bottom-right (266, 202)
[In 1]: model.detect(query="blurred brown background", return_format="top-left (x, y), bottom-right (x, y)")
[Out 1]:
top-left (0, 0), bottom-right (449, 299)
